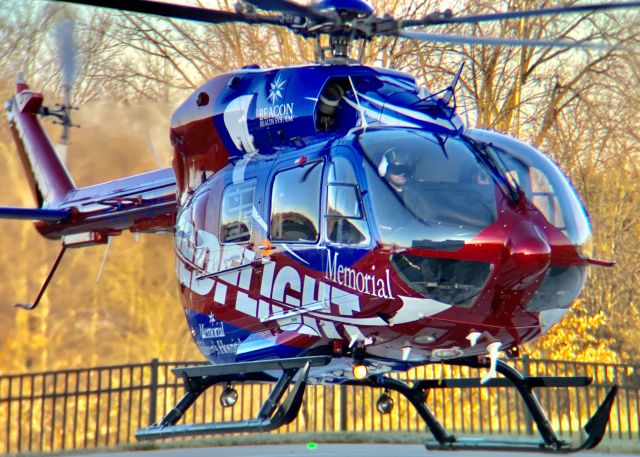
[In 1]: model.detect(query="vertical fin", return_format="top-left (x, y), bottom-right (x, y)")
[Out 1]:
top-left (6, 77), bottom-right (76, 206)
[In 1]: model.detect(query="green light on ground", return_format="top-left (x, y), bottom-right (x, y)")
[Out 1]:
top-left (307, 442), bottom-right (318, 450)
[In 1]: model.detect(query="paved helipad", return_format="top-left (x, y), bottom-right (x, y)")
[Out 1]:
top-left (73, 443), bottom-right (639, 457)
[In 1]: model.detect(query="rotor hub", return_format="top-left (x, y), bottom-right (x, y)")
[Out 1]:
top-left (315, 0), bottom-right (374, 18)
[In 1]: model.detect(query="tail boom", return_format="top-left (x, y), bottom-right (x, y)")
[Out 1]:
top-left (4, 78), bottom-right (178, 243)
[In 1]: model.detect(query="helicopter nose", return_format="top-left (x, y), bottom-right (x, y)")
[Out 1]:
top-left (506, 221), bottom-right (551, 288)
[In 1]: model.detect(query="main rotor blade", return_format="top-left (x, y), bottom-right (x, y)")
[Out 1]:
top-left (403, 1), bottom-right (640, 27)
top-left (243, 0), bottom-right (329, 22)
top-left (399, 30), bottom-right (613, 50)
top-left (48, 0), bottom-right (278, 25)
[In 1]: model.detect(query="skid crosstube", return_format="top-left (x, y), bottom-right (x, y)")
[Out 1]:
top-left (347, 358), bottom-right (618, 453)
top-left (135, 355), bottom-right (331, 440)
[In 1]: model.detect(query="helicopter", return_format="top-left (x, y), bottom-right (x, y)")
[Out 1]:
top-left (1, 0), bottom-right (634, 452)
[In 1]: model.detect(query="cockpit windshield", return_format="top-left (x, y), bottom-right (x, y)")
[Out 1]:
top-left (466, 129), bottom-right (592, 249)
top-left (357, 129), bottom-right (499, 248)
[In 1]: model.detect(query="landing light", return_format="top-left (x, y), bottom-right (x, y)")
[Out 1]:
top-left (413, 335), bottom-right (436, 344)
top-left (376, 391), bottom-right (394, 414)
top-left (220, 385), bottom-right (238, 407)
top-left (353, 364), bottom-right (368, 380)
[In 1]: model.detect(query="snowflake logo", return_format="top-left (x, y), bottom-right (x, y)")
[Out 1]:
top-left (267, 75), bottom-right (286, 105)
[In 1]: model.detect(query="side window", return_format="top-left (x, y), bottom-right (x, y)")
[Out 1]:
top-left (270, 161), bottom-right (323, 243)
top-left (326, 156), bottom-right (370, 245)
top-left (221, 180), bottom-right (255, 243)
top-left (530, 168), bottom-right (565, 229)
top-left (500, 155), bottom-right (565, 229)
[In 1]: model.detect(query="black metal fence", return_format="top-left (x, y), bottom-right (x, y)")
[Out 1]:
top-left (1, 357), bottom-right (638, 454)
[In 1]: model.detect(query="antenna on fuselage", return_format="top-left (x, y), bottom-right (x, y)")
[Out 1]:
top-left (146, 133), bottom-right (162, 167)
top-left (441, 62), bottom-right (464, 107)
top-left (96, 236), bottom-right (113, 284)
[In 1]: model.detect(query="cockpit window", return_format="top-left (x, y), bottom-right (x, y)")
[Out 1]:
top-left (529, 167), bottom-right (565, 228)
top-left (358, 129), bottom-right (497, 248)
top-left (326, 156), bottom-right (370, 245)
top-left (221, 180), bottom-right (255, 243)
top-left (494, 146), bottom-right (588, 246)
top-left (270, 161), bottom-right (323, 243)
top-left (466, 129), bottom-right (592, 249)
top-left (504, 155), bottom-right (573, 232)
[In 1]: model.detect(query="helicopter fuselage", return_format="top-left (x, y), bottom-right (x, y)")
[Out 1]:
top-left (169, 64), bottom-right (592, 378)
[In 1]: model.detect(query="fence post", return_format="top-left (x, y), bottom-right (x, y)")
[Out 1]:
top-left (339, 385), bottom-right (347, 431)
top-left (148, 359), bottom-right (159, 426)
top-left (522, 355), bottom-right (534, 436)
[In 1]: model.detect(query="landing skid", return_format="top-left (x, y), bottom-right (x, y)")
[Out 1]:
top-left (135, 356), bottom-right (617, 453)
top-left (135, 356), bottom-right (331, 440)
top-left (348, 358), bottom-right (618, 453)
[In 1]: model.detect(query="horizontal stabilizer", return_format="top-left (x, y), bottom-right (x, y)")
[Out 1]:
top-left (0, 206), bottom-right (71, 221)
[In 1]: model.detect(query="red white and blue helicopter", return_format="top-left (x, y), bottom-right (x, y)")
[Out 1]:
top-left (2, 0), bottom-right (633, 452)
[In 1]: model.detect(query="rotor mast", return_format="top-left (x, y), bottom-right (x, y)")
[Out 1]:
top-left (314, 31), bottom-right (360, 63)
top-left (299, 3), bottom-right (370, 64)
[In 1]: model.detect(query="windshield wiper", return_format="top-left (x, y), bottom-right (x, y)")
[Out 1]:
top-left (464, 136), bottom-right (520, 203)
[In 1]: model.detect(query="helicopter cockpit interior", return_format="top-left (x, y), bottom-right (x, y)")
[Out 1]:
top-left (356, 129), bottom-right (499, 249)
